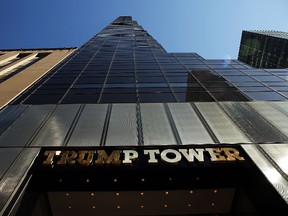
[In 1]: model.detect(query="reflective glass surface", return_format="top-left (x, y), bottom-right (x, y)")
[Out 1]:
top-left (10, 17), bottom-right (288, 104)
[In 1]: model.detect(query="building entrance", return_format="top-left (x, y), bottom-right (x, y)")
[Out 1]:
top-left (11, 146), bottom-right (288, 215)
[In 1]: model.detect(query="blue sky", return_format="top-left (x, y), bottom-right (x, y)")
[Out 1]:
top-left (1, 0), bottom-right (288, 59)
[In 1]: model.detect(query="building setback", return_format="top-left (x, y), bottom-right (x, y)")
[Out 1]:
top-left (1, 16), bottom-right (288, 215)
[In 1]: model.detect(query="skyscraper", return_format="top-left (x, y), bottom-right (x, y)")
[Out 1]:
top-left (238, 30), bottom-right (288, 68)
top-left (1, 16), bottom-right (288, 215)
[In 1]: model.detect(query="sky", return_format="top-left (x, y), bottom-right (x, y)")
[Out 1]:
top-left (0, 0), bottom-right (288, 59)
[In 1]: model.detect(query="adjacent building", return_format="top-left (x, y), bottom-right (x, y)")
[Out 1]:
top-left (0, 48), bottom-right (76, 109)
top-left (238, 30), bottom-right (288, 68)
top-left (1, 16), bottom-right (288, 215)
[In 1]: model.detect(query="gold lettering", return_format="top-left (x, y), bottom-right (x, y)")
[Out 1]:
top-left (77, 150), bottom-right (95, 165)
top-left (57, 151), bottom-right (78, 165)
top-left (43, 150), bottom-right (58, 165)
top-left (95, 150), bottom-right (121, 165)
top-left (42, 147), bottom-right (245, 167)
top-left (222, 148), bottom-right (245, 161)
top-left (205, 148), bottom-right (226, 162)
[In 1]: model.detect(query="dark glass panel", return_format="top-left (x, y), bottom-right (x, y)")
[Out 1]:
top-left (105, 83), bottom-right (135, 88)
top-left (67, 88), bottom-right (101, 94)
top-left (178, 60), bottom-right (202, 64)
top-left (203, 60), bottom-right (227, 64)
top-left (109, 73), bottom-right (135, 77)
top-left (191, 70), bottom-right (226, 82)
top-left (33, 89), bottom-right (68, 95)
top-left (162, 69), bottom-right (188, 73)
top-left (72, 84), bottom-right (103, 89)
top-left (207, 87), bottom-right (238, 92)
top-left (231, 64), bottom-right (248, 69)
top-left (201, 82), bottom-right (234, 88)
top-left (223, 76), bottom-right (256, 82)
top-left (215, 70), bottom-right (244, 75)
top-left (37, 84), bottom-right (71, 89)
top-left (61, 94), bottom-right (99, 104)
top-left (242, 71), bottom-right (269, 75)
top-left (23, 94), bottom-right (63, 104)
top-left (100, 93), bottom-right (137, 103)
top-left (175, 92), bottom-right (214, 102)
top-left (164, 73), bottom-right (188, 76)
top-left (171, 87), bottom-right (205, 92)
top-left (252, 76), bottom-right (284, 82)
top-left (169, 82), bottom-right (201, 87)
top-left (211, 92), bottom-right (249, 101)
top-left (233, 82), bottom-right (264, 87)
top-left (103, 88), bottom-right (136, 93)
top-left (136, 72), bottom-right (163, 77)
top-left (139, 93), bottom-right (175, 102)
top-left (238, 86), bottom-right (271, 91)
top-left (208, 64), bottom-right (234, 69)
top-left (263, 81), bottom-right (288, 86)
top-left (135, 65), bottom-right (160, 70)
top-left (44, 78), bottom-right (76, 85)
top-left (75, 77), bottom-right (106, 84)
top-left (110, 66), bottom-right (134, 70)
top-left (185, 65), bottom-right (210, 69)
top-left (244, 91), bottom-right (287, 100)
top-left (137, 76), bottom-right (166, 83)
top-left (160, 64), bottom-right (185, 69)
top-left (166, 76), bottom-right (190, 82)
top-left (106, 77), bottom-right (135, 83)
top-left (138, 87), bottom-right (171, 93)
top-left (53, 73), bottom-right (79, 78)
top-left (137, 83), bottom-right (168, 87)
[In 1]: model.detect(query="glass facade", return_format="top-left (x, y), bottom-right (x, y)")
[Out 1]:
top-left (238, 30), bottom-right (288, 69)
top-left (11, 17), bottom-right (288, 104)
